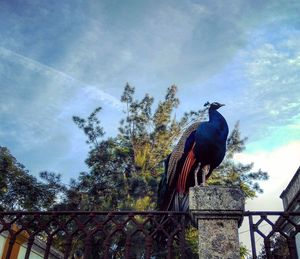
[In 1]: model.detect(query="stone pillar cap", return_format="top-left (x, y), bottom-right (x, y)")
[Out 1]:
top-left (189, 185), bottom-right (245, 227)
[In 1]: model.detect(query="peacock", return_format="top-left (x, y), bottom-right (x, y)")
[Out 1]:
top-left (157, 101), bottom-right (229, 212)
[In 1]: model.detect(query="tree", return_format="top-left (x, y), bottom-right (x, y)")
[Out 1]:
top-left (0, 146), bottom-right (64, 211)
top-left (0, 84), bottom-right (268, 257)
top-left (62, 84), bottom-right (269, 257)
top-left (0, 85), bottom-right (268, 212)
top-left (240, 243), bottom-right (251, 259)
top-left (258, 233), bottom-right (290, 258)
top-left (61, 84), bottom-right (268, 212)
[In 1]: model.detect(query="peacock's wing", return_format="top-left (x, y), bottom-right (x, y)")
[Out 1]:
top-left (167, 122), bottom-right (200, 187)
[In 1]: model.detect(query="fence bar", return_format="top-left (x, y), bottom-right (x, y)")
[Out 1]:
top-left (1, 210), bottom-right (300, 258)
top-left (244, 211), bottom-right (300, 259)
top-left (24, 236), bottom-right (34, 259)
top-left (5, 234), bottom-right (15, 259)
top-left (288, 237), bottom-right (298, 259)
top-left (248, 214), bottom-right (257, 259)
top-left (180, 214), bottom-right (186, 259)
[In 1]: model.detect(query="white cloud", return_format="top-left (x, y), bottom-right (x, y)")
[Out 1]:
top-left (0, 46), bottom-right (122, 109)
top-left (0, 46), bottom-right (73, 80)
top-left (226, 27), bottom-right (300, 148)
top-left (237, 141), bottom-right (300, 251)
top-left (1, 0), bottom-right (300, 186)
top-left (235, 140), bottom-right (300, 211)
top-left (83, 86), bottom-right (123, 110)
top-left (0, 45), bottom-right (123, 159)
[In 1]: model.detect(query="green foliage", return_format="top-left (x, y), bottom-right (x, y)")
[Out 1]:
top-left (58, 84), bottom-right (269, 212)
top-left (0, 84), bottom-right (269, 213)
top-left (73, 106), bottom-right (104, 147)
top-left (185, 226), bottom-right (199, 254)
top-left (0, 84), bottom-right (270, 257)
top-left (240, 243), bottom-right (250, 259)
top-left (0, 146), bottom-right (64, 211)
top-left (258, 233), bottom-right (290, 258)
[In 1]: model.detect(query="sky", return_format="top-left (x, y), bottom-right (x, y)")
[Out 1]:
top-left (0, 0), bottom-right (300, 225)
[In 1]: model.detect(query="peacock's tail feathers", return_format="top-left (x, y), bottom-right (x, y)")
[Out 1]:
top-left (173, 192), bottom-right (189, 212)
top-left (177, 143), bottom-right (196, 193)
top-left (167, 122), bottom-right (200, 185)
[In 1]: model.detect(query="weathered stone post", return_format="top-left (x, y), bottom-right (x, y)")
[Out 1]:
top-left (189, 186), bottom-right (245, 259)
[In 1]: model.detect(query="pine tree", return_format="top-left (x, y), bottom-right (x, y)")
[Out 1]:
top-left (59, 84), bottom-right (268, 212)
top-left (0, 146), bottom-right (64, 210)
top-left (258, 233), bottom-right (289, 258)
top-left (0, 84), bottom-right (268, 258)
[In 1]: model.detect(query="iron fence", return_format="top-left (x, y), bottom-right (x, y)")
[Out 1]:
top-left (244, 211), bottom-right (300, 259)
top-left (0, 211), bottom-right (192, 259)
top-left (2, 210), bottom-right (300, 259)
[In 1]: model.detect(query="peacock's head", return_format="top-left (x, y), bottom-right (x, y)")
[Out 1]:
top-left (204, 101), bottom-right (225, 110)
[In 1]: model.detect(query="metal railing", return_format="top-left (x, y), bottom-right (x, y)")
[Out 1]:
top-left (244, 211), bottom-right (300, 259)
top-left (2, 210), bottom-right (300, 259)
top-left (0, 211), bottom-right (191, 259)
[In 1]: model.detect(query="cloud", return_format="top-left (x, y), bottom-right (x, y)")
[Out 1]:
top-left (237, 140), bottom-right (300, 250)
top-left (240, 29), bottom-right (300, 146)
top-left (0, 46), bottom-right (122, 108)
top-left (55, 1), bottom-right (279, 89)
top-left (235, 140), bottom-right (300, 211)
top-left (0, 44), bottom-right (124, 176)
top-left (1, 0), bottom-right (300, 183)
top-left (201, 23), bottom-right (300, 151)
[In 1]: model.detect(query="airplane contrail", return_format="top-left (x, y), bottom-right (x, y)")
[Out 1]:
top-left (0, 46), bottom-right (124, 110)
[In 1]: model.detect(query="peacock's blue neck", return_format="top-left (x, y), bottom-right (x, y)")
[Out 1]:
top-left (208, 109), bottom-right (227, 128)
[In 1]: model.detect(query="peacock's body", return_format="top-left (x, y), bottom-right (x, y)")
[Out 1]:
top-left (157, 102), bottom-right (229, 212)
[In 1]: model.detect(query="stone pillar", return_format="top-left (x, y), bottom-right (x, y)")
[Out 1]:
top-left (189, 186), bottom-right (245, 259)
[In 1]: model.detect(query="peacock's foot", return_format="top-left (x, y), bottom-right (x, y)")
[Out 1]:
top-left (194, 163), bottom-right (201, 187)
top-left (200, 164), bottom-right (210, 186)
